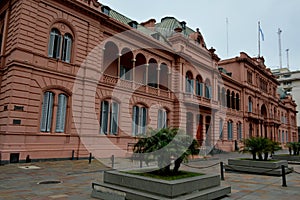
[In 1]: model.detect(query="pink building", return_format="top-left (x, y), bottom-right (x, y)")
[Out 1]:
top-left (0, 0), bottom-right (297, 164)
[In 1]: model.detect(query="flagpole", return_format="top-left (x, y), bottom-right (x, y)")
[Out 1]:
top-left (258, 21), bottom-right (261, 57)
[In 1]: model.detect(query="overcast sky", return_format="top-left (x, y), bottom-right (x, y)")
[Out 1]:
top-left (100, 0), bottom-right (300, 71)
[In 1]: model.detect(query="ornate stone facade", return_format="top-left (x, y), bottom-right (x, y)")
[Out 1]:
top-left (0, 0), bottom-right (297, 163)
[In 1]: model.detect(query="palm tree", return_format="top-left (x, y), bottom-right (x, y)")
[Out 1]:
top-left (240, 137), bottom-right (281, 161)
top-left (133, 128), bottom-right (200, 175)
top-left (287, 142), bottom-right (300, 155)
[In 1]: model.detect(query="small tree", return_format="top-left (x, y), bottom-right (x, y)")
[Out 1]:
top-left (133, 128), bottom-right (200, 175)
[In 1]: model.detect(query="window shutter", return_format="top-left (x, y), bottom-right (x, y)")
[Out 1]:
top-left (162, 110), bottom-right (167, 128)
top-left (48, 31), bottom-right (55, 57)
top-left (132, 106), bottom-right (138, 136)
top-left (40, 92), bottom-right (54, 132)
top-left (141, 107), bottom-right (147, 134)
top-left (157, 110), bottom-right (162, 129)
top-left (55, 34), bottom-right (61, 59)
top-left (110, 102), bottom-right (119, 135)
top-left (199, 83), bottom-right (203, 96)
top-left (100, 101), bottom-right (109, 134)
top-left (65, 35), bottom-right (72, 63)
top-left (186, 77), bottom-right (189, 92)
top-left (208, 86), bottom-right (212, 99)
top-left (40, 92), bottom-right (49, 132)
top-left (190, 80), bottom-right (194, 94)
top-left (55, 94), bottom-right (67, 133)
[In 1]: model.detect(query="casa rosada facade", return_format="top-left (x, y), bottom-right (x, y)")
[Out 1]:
top-left (0, 0), bottom-right (297, 164)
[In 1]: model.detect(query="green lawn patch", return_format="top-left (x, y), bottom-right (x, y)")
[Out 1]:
top-left (124, 170), bottom-right (204, 181)
top-left (275, 154), bottom-right (300, 157)
top-left (238, 158), bottom-right (279, 162)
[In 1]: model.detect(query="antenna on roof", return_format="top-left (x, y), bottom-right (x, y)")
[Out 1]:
top-left (286, 49), bottom-right (289, 69)
top-left (277, 28), bottom-right (282, 69)
top-left (226, 17), bottom-right (229, 57)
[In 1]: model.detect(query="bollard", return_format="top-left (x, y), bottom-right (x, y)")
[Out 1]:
top-left (89, 153), bottom-right (92, 164)
top-left (71, 150), bottom-right (75, 160)
top-left (139, 154), bottom-right (143, 168)
top-left (111, 155), bottom-right (115, 169)
top-left (281, 165), bottom-right (287, 187)
top-left (220, 162), bottom-right (225, 180)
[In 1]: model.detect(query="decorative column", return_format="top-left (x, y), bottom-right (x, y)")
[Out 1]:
top-left (132, 58), bottom-right (136, 88)
top-left (157, 65), bottom-right (160, 88)
top-left (117, 53), bottom-right (122, 78)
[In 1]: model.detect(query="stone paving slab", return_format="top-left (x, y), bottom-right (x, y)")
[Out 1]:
top-left (0, 151), bottom-right (299, 199)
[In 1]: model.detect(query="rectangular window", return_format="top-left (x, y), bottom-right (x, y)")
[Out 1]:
top-left (247, 71), bottom-right (252, 84)
top-left (40, 92), bottom-right (54, 132)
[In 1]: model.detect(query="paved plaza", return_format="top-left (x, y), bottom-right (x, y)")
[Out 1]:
top-left (0, 151), bottom-right (300, 200)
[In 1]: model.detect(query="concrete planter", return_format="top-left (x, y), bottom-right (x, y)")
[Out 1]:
top-left (226, 158), bottom-right (291, 176)
top-left (92, 169), bottom-right (231, 200)
top-left (272, 154), bottom-right (300, 162)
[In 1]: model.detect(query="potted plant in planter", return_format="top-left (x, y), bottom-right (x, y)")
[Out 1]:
top-left (91, 128), bottom-right (231, 200)
top-left (272, 142), bottom-right (300, 162)
top-left (226, 137), bottom-right (291, 175)
top-left (132, 127), bottom-right (200, 176)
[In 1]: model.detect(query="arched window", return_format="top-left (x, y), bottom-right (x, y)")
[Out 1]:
top-left (100, 100), bottom-right (119, 135)
top-left (40, 91), bottom-right (68, 133)
top-left (186, 72), bottom-right (194, 93)
top-left (132, 105), bottom-right (147, 136)
top-left (236, 93), bottom-right (240, 111)
top-left (248, 96), bottom-right (252, 112)
top-left (231, 91), bottom-right (235, 109)
top-left (227, 120), bottom-right (233, 140)
top-left (48, 28), bottom-right (73, 63)
top-left (226, 90), bottom-right (231, 108)
top-left (205, 79), bottom-right (212, 99)
top-left (48, 28), bottom-right (61, 59)
top-left (158, 109), bottom-right (167, 129)
top-left (196, 75), bottom-right (203, 96)
top-left (237, 122), bottom-right (242, 140)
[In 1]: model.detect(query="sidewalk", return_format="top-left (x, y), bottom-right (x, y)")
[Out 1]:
top-left (0, 152), bottom-right (300, 199)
